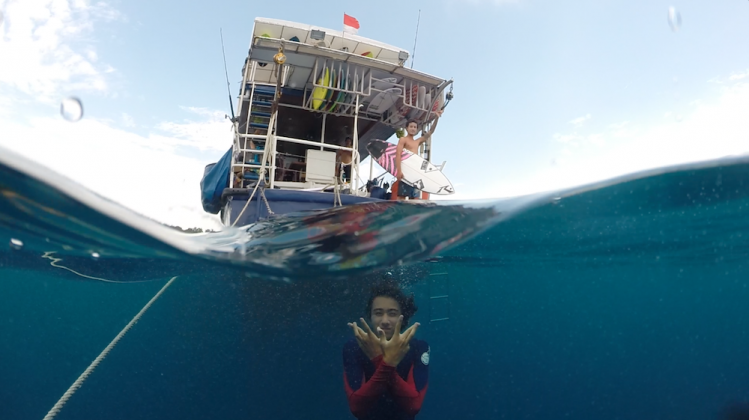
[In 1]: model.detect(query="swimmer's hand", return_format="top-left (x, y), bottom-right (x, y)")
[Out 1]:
top-left (378, 315), bottom-right (419, 367)
top-left (348, 318), bottom-right (383, 360)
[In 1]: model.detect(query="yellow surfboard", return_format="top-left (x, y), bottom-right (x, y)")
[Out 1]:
top-left (311, 68), bottom-right (329, 110)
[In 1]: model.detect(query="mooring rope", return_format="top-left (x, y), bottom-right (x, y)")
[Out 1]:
top-left (42, 276), bottom-right (178, 420)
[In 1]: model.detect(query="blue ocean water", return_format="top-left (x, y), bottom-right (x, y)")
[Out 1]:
top-left (2, 151), bottom-right (749, 420)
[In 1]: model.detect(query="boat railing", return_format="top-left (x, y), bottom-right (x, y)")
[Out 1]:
top-left (309, 58), bottom-right (372, 96)
top-left (275, 135), bottom-right (360, 192)
top-left (230, 133), bottom-right (361, 193)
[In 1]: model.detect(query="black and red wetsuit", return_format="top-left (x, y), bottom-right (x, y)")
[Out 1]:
top-left (342, 338), bottom-right (430, 420)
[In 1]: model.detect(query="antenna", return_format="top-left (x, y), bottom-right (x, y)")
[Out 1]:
top-left (411, 9), bottom-right (421, 69)
top-left (220, 28), bottom-right (236, 121)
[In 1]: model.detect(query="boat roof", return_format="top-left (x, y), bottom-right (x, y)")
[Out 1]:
top-left (248, 17), bottom-right (448, 88)
top-left (253, 18), bottom-right (407, 62)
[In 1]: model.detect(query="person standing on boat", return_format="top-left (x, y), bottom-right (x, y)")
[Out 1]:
top-left (343, 281), bottom-right (429, 420)
top-left (393, 112), bottom-right (443, 199)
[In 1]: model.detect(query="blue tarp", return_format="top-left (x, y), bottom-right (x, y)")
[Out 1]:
top-left (200, 147), bottom-right (232, 214)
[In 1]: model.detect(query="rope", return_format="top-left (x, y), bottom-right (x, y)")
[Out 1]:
top-left (260, 187), bottom-right (275, 216)
top-left (42, 276), bottom-right (178, 420)
top-left (333, 176), bottom-right (342, 207)
top-left (232, 177), bottom-right (264, 227)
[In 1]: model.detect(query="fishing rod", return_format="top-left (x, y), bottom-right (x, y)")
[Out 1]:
top-left (220, 28), bottom-right (236, 122)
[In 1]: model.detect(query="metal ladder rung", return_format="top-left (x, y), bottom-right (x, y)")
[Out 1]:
top-left (428, 270), bottom-right (450, 323)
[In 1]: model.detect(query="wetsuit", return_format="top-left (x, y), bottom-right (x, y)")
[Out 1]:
top-left (342, 338), bottom-right (430, 420)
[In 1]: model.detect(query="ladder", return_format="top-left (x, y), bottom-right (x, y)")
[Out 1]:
top-left (428, 267), bottom-right (451, 323)
top-left (233, 61), bottom-right (279, 188)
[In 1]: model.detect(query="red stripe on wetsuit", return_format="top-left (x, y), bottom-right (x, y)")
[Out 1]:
top-left (343, 355), bottom-right (428, 418)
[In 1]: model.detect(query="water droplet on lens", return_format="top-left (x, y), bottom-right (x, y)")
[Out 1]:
top-left (91, 252), bottom-right (100, 260)
top-left (10, 238), bottom-right (24, 250)
top-left (60, 97), bottom-right (84, 121)
top-left (668, 7), bottom-right (681, 32)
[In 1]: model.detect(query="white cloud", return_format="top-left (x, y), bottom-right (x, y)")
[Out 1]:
top-left (709, 69), bottom-right (749, 85)
top-left (0, 0), bottom-right (232, 230)
top-left (553, 133), bottom-right (582, 145)
top-left (0, 114), bottom-right (231, 230)
top-left (490, 76), bottom-right (749, 198)
top-left (121, 112), bottom-right (135, 128)
top-left (569, 113), bottom-right (591, 127)
top-left (0, 0), bottom-right (119, 101)
top-left (155, 107), bottom-right (235, 153)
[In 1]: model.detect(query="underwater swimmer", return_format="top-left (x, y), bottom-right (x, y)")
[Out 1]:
top-left (343, 280), bottom-right (429, 420)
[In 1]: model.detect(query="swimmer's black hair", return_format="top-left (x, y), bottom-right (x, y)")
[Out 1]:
top-left (365, 279), bottom-right (418, 331)
top-left (405, 119), bottom-right (419, 128)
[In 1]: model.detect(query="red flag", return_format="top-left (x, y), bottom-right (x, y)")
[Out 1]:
top-left (343, 13), bottom-right (359, 34)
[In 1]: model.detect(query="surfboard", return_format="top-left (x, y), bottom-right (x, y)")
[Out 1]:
top-left (325, 69), bottom-right (338, 112)
top-left (372, 77), bottom-right (397, 91)
top-left (417, 86), bottom-right (426, 110)
top-left (366, 77), bottom-right (397, 107)
top-left (324, 69), bottom-right (336, 108)
top-left (366, 139), bottom-right (454, 195)
top-left (331, 72), bottom-right (346, 113)
top-left (419, 92), bottom-right (431, 120)
top-left (338, 76), bottom-right (352, 114)
top-left (408, 86), bottom-right (424, 119)
top-left (311, 67), bottom-right (329, 110)
top-left (392, 84), bottom-right (419, 123)
top-left (367, 87), bottom-right (402, 114)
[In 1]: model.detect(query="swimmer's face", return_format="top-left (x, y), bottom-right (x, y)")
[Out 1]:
top-left (406, 122), bottom-right (418, 136)
top-left (370, 296), bottom-right (401, 340)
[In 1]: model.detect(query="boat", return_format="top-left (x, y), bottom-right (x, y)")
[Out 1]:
top-left (200, 17), bottom-right (454, 227)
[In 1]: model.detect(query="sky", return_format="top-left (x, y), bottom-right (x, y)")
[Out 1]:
top-left (1, 0), bottom-right (748, 230)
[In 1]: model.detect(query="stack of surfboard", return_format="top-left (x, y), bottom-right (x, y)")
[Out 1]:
top-left (310, 66), bottom-right (444, 127)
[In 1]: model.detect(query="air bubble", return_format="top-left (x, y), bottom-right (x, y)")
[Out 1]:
top-left (60, 97), bottom-right (84, 121)
top-left (668, 7), bottom-right (681, 32)
top-left (9, 238), bottom-right (24, 250)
